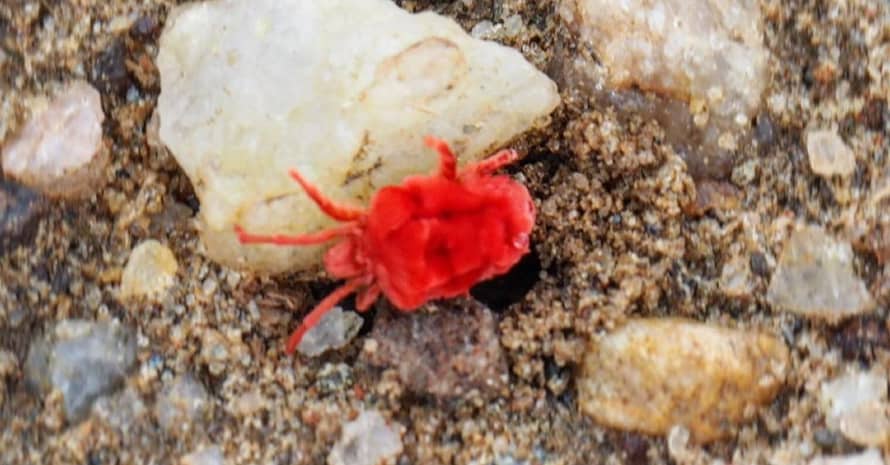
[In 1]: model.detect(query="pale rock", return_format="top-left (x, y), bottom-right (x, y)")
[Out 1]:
top-left (155, 374), bottom-right (210, 436)
top-left (806, 129), bottom-right (856, 178)
top-left (328, 410), bottom-right (403, 465)
top-left (578, 318), bottom-right (789, 443)
top-left (820, 368), bottom-right (890, 447)
top-left (181, 446), bottom-right (226, 465)
top-left (767, 225), bottom-right (874, 322)
top-left (92, 386), bottom-right (147, 435)
top-left (809, 449), bottom-right (885, 465)
top-left (297, 306), bottom-right (363, 357)
top-left (560, 0), bottom-right (768, 179)
top-left (24, 319), bottom-right (136, 421)
top-left (1, 81), bottom-right (107, 199)
top-left (156, 0), bottom-right (560, 273)
top-left (120, 240), bottom-right (179, 300)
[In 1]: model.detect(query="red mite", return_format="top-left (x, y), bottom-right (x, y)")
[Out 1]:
top-left (235, 136), bottom-right (535, 354)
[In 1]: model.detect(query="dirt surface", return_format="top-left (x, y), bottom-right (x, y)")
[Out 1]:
top-left (1, 0), bottom-right (889, 464)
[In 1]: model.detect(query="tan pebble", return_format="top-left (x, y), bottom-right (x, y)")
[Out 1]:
top-left (840, 402), bottom-right (890, 447)
top-left (578, 318), bottom-right (790, 443)
top-left (120, 240), bottom-right (178, 300)
top-left (806, 129), bottom-right (855, 178)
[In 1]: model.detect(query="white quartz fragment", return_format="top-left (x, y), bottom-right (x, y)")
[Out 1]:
top-left (328, 410), bottom-right (403, 465)
top-left (297, 306), bottom-right (363, 357)
top-left (1, 81), bottom-right (107, 199)
top-left (806, 128), bottom-right (856, 178)
top-left (156, 0), bottom-right (560, 273)
top-left (820, 368), bottom-right (890, 447)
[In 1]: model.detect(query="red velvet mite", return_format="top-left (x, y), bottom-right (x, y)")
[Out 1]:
top-left (235, 135), bottom-right (535, 354)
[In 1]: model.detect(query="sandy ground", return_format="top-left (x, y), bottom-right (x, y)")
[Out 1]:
top-left (1, 0), bottom-right (889, 464)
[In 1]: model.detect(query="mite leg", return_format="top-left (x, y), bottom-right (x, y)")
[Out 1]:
top-left (234, 223), bottom-right (356, 246)
top-left (355, 284), bottom-right (381, 311)
top-left (285, 278), bottom-right (365, 354)
top-left (288, 169), bottom-right (365, 221)
top-left (423, 135), bottom-right (457, 180)
top-left (466, 148), bottom-right (519, 175)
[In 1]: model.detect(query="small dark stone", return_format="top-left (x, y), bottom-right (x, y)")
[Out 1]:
top-left (130, 15), bottom-right (159, 40)
top-left (92, 39), bottom-right (131, 97)
top-left (0, 180), bottom-right (46, 256)
top-left (621, 433), bottom-right (650, 465)
top-left (755, 112), bottom-right (775, 150)
top-left (857, 98), bottom-right (886, 131)
top-left (813, 428), bottom-right (841, 449)
top-left (749, 252), bottom-right (769, 277)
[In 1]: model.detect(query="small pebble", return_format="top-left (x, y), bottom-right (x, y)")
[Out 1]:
top-left (120, 240), bottom-right (178, 300)
top-left (767, 225), bottom-right (874, 322)
top-left (328, 410), bottom-right (403, 465)
top-left (92, 386), bottom-right (146, 434)
top-left (806, 129), bottom-right (856, 178)
top-left (809, 449), bottom-right (885, 465)
top-left (820, 368), bottom-right (890, 447)
top-left (578, 318), bottom-right (789, 443)
top-left (24, 319), bottom-right (136, 422)
top-left (181, 445), bottom-right (225, 465)
top-left (155, 374), bottom-right (210, 436)
top-left (1, 81), bottom-right (107, 199)
top-left (297, 306), bottom-right (362, 357)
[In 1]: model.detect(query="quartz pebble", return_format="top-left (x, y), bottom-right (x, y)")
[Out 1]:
top-left (364, 300), bottom-right (508, 398)
top-left (156, 0), bottom-right (560, 273)
top-left (92, 386), bottom-right (147, 435)
top-left (155, 374), bottom-right (210, 436)
top-left (806, 129), bottom-right (856, 178)
top-left (578, 318), bottom-right (789, 443)
top-left (297, 306), bottom-right (363, 357)
top-left (561, 0), bottom-right (768, 179)
top-left (328, 410), bottom-right (403, 465)
top-left (809, 449), bottom-right (885, 465)
top-left (820, 368), bottom-right (890, 447)
top-left (767, 225), bottom-right (874, 322)
top-left (181, 445), bottom-right (225, 465)
top-left (24, 319), bottom-right (136, 422)
top-left (120, 240), bottom-right (179, 300)
top-left (1, 81), bottom-right (107, 199)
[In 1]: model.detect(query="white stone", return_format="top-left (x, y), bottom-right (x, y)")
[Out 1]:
top-left (120, 240), bottom-right (179, 300)
top-left (820, 368), bottom-right (890, 447)
top-left (297, 306), bottom-right (363, 357)
top-left (806, 129), bottom-right (856, 177)
top-left (1, 81), bottom-right (107, 199)
top-left (181, 446), bottom-right (226, 465)
top-left (156, 0), bottom-right (560, 273)
top-left (809, 449), bottom-right (885, 465)
top-left (328, 410), bottom-right (403, 465)
top-left (767, 225), bottom-right (874, 322)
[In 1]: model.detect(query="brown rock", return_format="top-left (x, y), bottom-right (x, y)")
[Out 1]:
top-left (363, 299), bottom-right (508, 398)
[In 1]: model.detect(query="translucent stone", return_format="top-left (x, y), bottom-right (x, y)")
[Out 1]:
top-left (806, 129), bottom-right (856, 178)
top-left (328, 410), bottom-right (403, 465)
top-left (296, 306), bottom-right (363, 357)
top-left (156, 0), bottom-right (559, 273)
top-left (767, 225), bottom-right (874, 322)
